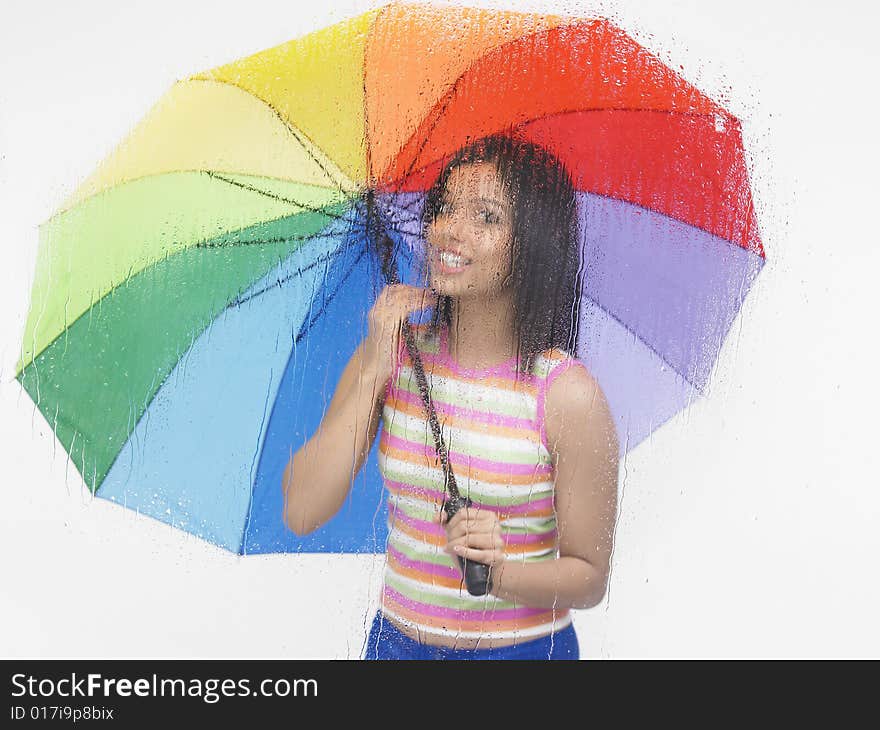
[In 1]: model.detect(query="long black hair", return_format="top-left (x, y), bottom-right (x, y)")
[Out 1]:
top-left (421, 132), bottom-right (583, 377)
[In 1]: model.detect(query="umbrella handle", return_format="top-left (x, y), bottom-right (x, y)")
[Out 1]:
top-left (443, 495), bottom-right (495, 596)
top-left (459, 556), bottom-right (494, 597)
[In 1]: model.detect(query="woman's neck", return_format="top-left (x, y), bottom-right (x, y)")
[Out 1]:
top-left (446, 289), bottom-right (517, 369)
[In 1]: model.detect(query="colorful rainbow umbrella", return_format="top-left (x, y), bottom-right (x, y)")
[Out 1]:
top-left (15, 1), bottom-right (765, 555)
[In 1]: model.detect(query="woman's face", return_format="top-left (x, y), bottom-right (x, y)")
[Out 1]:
top-left (424, 161), bottom-right (514, 300)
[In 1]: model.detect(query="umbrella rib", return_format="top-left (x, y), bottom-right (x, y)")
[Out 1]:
top-left (227, 247), bottom-right (348, 311)
top-left (579, 290), bottom-right (705, 396)
top-left (294, 246), bottom-right (369, 346)
top-left (518, 105), bottom-right (737, 122)
top-left (191, 218), bottom-right (419, 249)
top-left (205, 170), bottom-right (355, 221)
top-left (188, 76), bottom-right (355, 197)
top-left (194, 229), bottom-right (350, 249)
top-left (202, 173), bottom-right (425, 244)
top-left (402, 105), bottom-right (738, 183)
top-left (41, 168), bottom-right (349, 229)
top-left (292, 226), bottom-right (417, 347)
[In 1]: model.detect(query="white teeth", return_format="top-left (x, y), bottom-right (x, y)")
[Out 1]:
top-left (439, 251), bottom-right (470, 267)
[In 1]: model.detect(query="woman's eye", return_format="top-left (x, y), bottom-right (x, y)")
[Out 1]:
top-left (480, 210), bottom-right (499, 224)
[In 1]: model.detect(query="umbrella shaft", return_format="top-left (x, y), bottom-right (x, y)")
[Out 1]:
top-left (367, 194), bottom-right (461, 502)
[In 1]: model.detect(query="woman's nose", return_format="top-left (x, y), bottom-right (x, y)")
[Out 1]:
top-left (441, 214), bottom-right (467, 243)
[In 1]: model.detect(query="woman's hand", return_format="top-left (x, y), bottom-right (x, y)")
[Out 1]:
top-left (362, 284), bottom-right (437, 384)
top-left (441, 504), bottom-right (507, 571)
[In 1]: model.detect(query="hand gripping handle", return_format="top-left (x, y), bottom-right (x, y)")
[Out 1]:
top-left (443, 495), bottom-right (494, 596)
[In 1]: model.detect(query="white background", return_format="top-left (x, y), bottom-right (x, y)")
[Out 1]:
top-left (1, 0), bottom-right (877, 658)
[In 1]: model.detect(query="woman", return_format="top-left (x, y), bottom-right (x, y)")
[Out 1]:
top-left (282, 134), bottom-right (619, 660)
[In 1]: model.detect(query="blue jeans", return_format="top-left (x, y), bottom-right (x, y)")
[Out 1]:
top-left (362, 611), bottom-right (580, 660)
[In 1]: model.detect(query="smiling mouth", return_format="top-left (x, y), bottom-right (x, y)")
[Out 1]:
top-left (436, 250), bottom-right (472, 268)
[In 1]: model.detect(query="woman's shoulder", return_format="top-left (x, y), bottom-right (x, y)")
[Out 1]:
top-left (531, 347), bottom-right (587, 381)
top-left (538, 351), bottom-right (605, 419)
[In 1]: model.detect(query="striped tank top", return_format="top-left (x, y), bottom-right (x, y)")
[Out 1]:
top-left (377, 322), bottom-right (583, 643)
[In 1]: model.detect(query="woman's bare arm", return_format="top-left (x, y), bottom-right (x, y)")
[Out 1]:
top-left (281, 339), bottom-right (389, 536)
top-left (487, 365), bottom-right (620, 609)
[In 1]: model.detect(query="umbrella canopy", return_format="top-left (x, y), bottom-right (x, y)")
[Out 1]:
top-left (15, 1), bottom-right (765, 555)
